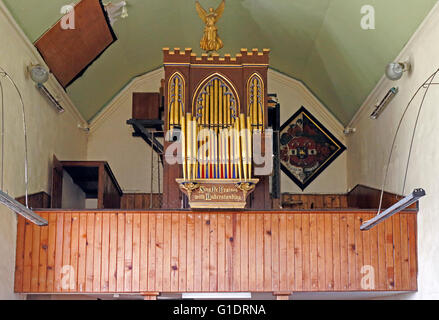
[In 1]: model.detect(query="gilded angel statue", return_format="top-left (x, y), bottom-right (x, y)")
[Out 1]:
top-left (195, 0), bottom-right (225, 53)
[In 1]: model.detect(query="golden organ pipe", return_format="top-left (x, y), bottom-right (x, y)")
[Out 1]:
top-left (210, 127), bottom-right (214, 178)
top-left (228, 94), bottom-right (231, 126)
top-left (247, 116), bottom-right (252, 178)
top-left (209, 85), bottom-right (214, 176)
top-left (193, 117), bottom-right (197, 180)
top-left (219, 85), bottom-right (223, 175)
top-left (225, 126), bottom-right (229, 177)
top-left (227, 96), bottom-right (231, 176)
top-left (219, 85), bottom-right (223, 128)
top-left (224, 94), bottom-right (228, 175)
top-left (214, 80), bottom-right (218, 127)
top-left (235, 118), bottom-right (242, 179)
top-left (223, 129), bottom-right (227, 177)
top-left (186, 113), bottom-right (192, 179)
top-left (202, 93), bottom-right (208, 125)
top-left (179, 78), bottom-right (263, 181)
top-left (214, 80), bottom-right (218, 175)
top-left (206, 92), bottom-right (209, 177)
top-left (200, 95), bottom-right (204, 178)
top-left (219, 128), bottom-right (223, 177)
top-left (225, 94), bottom-right (230, 176)
top-left (174, 77), bottom-right (180, 126)
top-left (196, 114), bottom-right (201, 180)
top-left (231, 121), bottom-right (235, 178)
top-left (258, 83), bottom-right (263, 129)
top-left (209, 85), bottom-right (213, 129)
top-left (189, 114), bottom-right (192, 179)
top-left (181, 115), bottom-right (186, 180)
top-left (223, 129), bottom-right (226, 177)
top-left (225, 93), bottom-right (229, 126)
top-left (208, 125), bottom-right (211, 178)
top-left (252, 78), bottom-right (258, 129)
top-left (240, 114), bottom-right (247, 180)
top-left (230, 121), bottom-right (233, 178)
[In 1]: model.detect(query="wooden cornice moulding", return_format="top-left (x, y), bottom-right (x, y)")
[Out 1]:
top-left (163, 48), bottom-right (270, 66)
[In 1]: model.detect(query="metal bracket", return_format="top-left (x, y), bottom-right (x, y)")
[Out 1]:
top-left (127, 119), bottom-right (164, 164)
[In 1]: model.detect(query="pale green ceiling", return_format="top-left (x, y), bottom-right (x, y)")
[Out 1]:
top-left (3, 0), bottom-right (437, 124)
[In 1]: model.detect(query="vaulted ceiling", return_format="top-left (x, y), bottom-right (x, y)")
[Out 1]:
top-left (3, 0), bottom-right (437, 124)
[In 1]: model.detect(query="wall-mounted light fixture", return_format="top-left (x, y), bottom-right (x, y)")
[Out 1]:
top-left (77, 124), bottom-right (90, 132)
top-left (29, 64), bottom-right (49, 84)
top-left (343, 127), bottom-right (356, 135)
top-left (385, 61), bottom-right (411, 81)
top-left (370, 87), bottom-right (398, 119)
top-left (28, 64), bottom-right (64, 113)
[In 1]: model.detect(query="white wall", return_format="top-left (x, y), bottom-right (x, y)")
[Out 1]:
top-left (268, 70), bottom-right (347, 194)
top-left (0, 2), bottom-right (88, 299)
top-left (61, 170), bottom-right (86, 209)
top-left (87, 69), bottom-right (348, 195)
top-left (347, 2), bottom-right (439, 299)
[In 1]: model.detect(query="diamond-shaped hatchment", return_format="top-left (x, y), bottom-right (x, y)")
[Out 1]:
top-left (279, 106), bottom-right (346, 191)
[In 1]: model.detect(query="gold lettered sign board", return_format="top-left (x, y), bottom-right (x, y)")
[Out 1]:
top-left (176, 179), bottom-right (259, 209)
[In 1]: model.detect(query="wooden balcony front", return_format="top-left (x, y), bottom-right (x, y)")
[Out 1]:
top-left (14, 209), bottom-right (417, 295)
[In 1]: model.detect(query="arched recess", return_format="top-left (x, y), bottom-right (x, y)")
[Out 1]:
top-left (247, 72), bottom-right (264, 130)
top-left (168, 71), bottom-right (185, 129)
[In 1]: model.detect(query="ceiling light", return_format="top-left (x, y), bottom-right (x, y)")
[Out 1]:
top-left (27, 64), bottom-right (64, 113)
top-left (385, 62), bottom-right (411, 81)
top-left (360, 188), bottom-right (425, 231)
top-left (29, 64), bottom-right (49, 85)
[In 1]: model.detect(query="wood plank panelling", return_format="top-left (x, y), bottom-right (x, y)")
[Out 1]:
top-left (347, 185), bottom-right (417, 210)
top-left (282, 185), bottom-right (419, 211)
top-left (16, 191), bottom-right (51, 209)
top-left (121, 194), bottom-right (162, 209)
top-left (15, 210), bottom-right (418, 294)
top-left (282, 194), bottom-right (348, 210)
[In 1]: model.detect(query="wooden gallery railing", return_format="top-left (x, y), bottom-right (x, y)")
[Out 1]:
top-left (14, 210), bottom-right (417, 294)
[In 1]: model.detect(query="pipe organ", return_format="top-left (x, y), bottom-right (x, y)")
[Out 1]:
top-left (162, 48), bottom-right (271, 209)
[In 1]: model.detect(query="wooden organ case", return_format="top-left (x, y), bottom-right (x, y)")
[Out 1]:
top-left (162, 48), bottom-right (272, 209)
